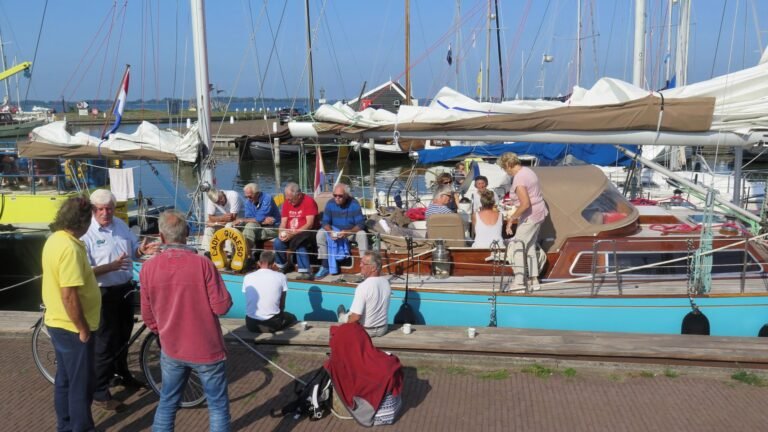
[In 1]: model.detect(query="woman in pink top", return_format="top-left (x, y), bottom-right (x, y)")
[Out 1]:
top-left (498, 153), bottom-right (549, 292)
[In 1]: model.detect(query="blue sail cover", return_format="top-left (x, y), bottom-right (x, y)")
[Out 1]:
top-left (416, 142), bottom-right (639, 167)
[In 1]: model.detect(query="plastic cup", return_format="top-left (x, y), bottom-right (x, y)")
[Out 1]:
top-left (402, 323), bottom-right (412, 335)
top-left (300, 321), bottom-right (308, 331)
top-left (468, 327), bottom-right (477, 338)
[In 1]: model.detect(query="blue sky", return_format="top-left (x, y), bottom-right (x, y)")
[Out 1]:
top-left (1, 0), bottom-right (765, 104)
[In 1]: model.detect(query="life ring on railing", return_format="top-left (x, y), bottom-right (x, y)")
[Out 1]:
top-left (209, 227), bottom-right (246, 271)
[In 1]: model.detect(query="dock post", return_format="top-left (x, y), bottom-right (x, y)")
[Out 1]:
top-left (273, 138), bottom-right (281, 166)
top-left (368, 138), bottom-right (376, 208)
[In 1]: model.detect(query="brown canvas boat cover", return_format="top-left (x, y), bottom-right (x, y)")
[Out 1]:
top-left (18, 140), bottom-right (181, 161)
top-left (533, 165), bottom-right (639, 253)
top-left (308, 95), bottom-right (714, 137)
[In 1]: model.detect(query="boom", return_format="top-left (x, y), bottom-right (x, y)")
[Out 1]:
top-left (0, 62), bottom-right (32, 82)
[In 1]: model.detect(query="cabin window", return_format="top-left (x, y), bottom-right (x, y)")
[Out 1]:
top-left (571, 250), bottom-right (761, 276)
top-left (580, 186), bottom-right (631, 225)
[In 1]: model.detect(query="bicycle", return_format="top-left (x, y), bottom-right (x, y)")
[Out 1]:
top-left (32, 294), bottom-right (206, 408)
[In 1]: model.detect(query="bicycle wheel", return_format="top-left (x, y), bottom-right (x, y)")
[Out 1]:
top-left (32, 320), bottom-right (56, 384)
top-left (139, 332), bottom-right (206, 408)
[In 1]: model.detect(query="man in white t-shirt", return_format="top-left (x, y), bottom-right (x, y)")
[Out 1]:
top-left (337, 251), bottom-right (391, 337)
top-left (202, 188), bottom-right (243, 251)
top-left (242, 251), bottom-right (297, 333)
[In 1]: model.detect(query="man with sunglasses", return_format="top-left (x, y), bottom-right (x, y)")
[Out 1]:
top-left (236, 182), bottom-right (281, 258)
top-left (425, 185), bottom-right (457, 218)
top-left (314, 183), bottom-right (368, 279)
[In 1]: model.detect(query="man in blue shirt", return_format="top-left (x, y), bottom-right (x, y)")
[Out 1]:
top-left (236, 182), bottom-right (281, 257)
top-left (314, 183), bottom-right (368, 279)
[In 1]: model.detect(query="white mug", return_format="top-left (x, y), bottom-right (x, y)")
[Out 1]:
top-left (468, 327), bottom-right (477, 338)
top-left (300, 321), bottom-right (308, 331)
top-left (402, 323), bottom-right (412, 335)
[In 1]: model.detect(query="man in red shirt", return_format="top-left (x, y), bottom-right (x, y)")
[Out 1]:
top-left (274, 182), bottom-right (318, 279)
top-left (140, 210), bottom-right (233, 431)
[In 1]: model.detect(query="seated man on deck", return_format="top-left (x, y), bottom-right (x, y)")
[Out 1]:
top-left (337, 251), bottom-right (391, 338)
top-left (235, 182), bottom-right (281, 258)
top-left (242, 251), bottom-right (297, 333)
top-left (274, 182), bottom-right (318, 280)
top-left (425, 185), bottom-right (457, 218)
top-left (202, 188), bottom-right (243, 251)
top-left (314, 183), bottom-right (368, 280)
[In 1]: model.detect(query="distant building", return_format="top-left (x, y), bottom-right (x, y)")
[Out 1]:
top-left (346, 81), bottom-right (417, 113)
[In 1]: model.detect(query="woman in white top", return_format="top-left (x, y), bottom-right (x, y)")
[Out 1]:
top-left (471, 189), bottom-right (503, 248)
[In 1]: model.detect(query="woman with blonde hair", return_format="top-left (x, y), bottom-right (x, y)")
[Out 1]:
top-left (471, 189), bottom-right (503, 248)
top-left (497, 152), bottom-right (548, 291)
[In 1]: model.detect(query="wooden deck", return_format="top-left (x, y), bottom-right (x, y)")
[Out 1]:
top-left (5, 311), bottom-right (768, 369)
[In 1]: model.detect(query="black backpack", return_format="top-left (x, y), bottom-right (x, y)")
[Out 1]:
top-left (270, 367), bottom-right (333, 421)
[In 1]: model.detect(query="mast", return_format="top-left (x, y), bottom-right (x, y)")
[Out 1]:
top-left (484, 0), bottom-right (491, 101)
top-left (664, 0), bottom-right (674, 85)
top-left (455, 0), bottom-right (461, 90)
top-left (190, 0), bottom-right (213, 187)
top-left (576, 0), bottom-right (581, 87)
top-left (494, 0), bottom-right (504, 100)
top-left (304, 0), bottom-right (315, 113)
top-left (405, 0), bottom-right (411, 105)
top-left (632, 0), bottom-right (646, 87)
top-left (0, 29), bottom-right (10, 102)
top-left (675, 0), bottom-right (690, 86)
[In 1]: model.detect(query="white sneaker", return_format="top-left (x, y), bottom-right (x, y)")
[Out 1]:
top-left (530, 277), bottom-right (541, 291)
top-left (504, 282), bottom-right (526, 293)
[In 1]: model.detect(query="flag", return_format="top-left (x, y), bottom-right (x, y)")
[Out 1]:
top-left (102, 65), bottom-right (130, 139)
top-left (313, 146), bottom-right (326, 196)
top-left (476, 62), bottom-right (483, 99)
top-left (446, 44), bottom-right (452, 66)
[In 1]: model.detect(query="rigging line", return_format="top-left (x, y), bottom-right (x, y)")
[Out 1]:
top-left (61, 4), bottom-right (117, 99)
top-left (22, 0), bottom-right (48, 103)
top-left (503, 0), bottom-right (533, 97)
top-left (319, 8), bottom-right (347, 102)
top-left (749, 0), bottom-right (763, 55)
top-left (290, 0), bottom-right (330, 113)
top-left (600, 0), bottom-right (618, 77)
top-left (510, 0), bottom-right (550, 98)
top-left (253, 0), bottom-right (291, 101)
top-left (709, 0), bottom-right (729, 79)
top-left (0, 275), bottom-right (42, 294)
top-left (395, 1), bottom-right (485, 84)
top-left (95, 1), bottom-right (119, 103)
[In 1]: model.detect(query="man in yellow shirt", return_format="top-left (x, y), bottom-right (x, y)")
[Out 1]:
top-left (42, 195), bottom-right (101, 432)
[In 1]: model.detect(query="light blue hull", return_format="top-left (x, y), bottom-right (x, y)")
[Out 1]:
top-left (217, 273), bottom-right (768, 338)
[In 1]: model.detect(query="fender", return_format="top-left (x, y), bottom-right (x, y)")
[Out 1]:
top-left (209, 227), bottom-right (247, 271)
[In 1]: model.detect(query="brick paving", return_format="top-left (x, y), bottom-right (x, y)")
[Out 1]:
top-left (3, 333), bottom-right (768, 431)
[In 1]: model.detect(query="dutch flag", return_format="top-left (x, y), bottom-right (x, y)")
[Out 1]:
top-left (102, 65), bottom-right (130, 139)
top-left (314, 146), bottom-right (326, 196)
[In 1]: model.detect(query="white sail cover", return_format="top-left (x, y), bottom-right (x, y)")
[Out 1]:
top-left (311, 53), bottom-right (768, 135)
top-left (28, 121), bottom-right (200, 162)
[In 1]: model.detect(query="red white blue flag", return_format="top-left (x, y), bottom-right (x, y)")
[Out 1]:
top-left (102, 65), bottom-right (130, 139)
top-left (314, 146), bottom-right (326, 196)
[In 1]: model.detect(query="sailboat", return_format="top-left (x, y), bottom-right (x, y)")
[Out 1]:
top-left (118, 0), bottom-right (768, 338)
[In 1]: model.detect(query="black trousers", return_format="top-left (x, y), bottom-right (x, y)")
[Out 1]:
top-left (93, 281), bottom-right (134, 401)
top-left (246, 312), bottom-right (297, 333)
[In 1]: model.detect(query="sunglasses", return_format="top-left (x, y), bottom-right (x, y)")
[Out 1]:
top-left (332, 194), bottom-right (345, 198)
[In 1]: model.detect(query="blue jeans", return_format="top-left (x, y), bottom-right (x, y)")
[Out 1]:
top-left (273, 238), bottom-right (310, 272)
top-left (153, 352), bottom-right (230, 432)
top-left (49, 326), bottom-right (96, 432)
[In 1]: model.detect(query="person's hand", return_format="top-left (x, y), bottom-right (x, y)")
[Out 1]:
top-left (505, 223), bottom-right (514, 236)
top-left (263, 216), bottom-right (275, 226)
top-left (223, 213), bottom-right (236, 223)
top-left (79, 328), bottom-right (91, 343)
top-left (141, 238), bottom-right (161, 256)
top-left (113, 253), bottom-right (131, 271)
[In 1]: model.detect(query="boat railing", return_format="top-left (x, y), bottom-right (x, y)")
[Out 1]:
top-left (590, 239), bottom-right (622, 295)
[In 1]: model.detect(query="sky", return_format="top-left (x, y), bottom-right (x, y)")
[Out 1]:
top-left (0, 0), bottom-right (765, 105)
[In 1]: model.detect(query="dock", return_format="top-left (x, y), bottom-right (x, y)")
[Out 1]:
top-left (4, 311), bottom-right (768, 430)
